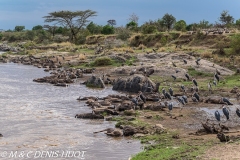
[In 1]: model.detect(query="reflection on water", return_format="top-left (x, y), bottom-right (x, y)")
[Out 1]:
top-left (0, 63), bottom-right (141, 160)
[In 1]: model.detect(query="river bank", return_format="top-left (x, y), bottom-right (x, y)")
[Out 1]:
top-left (1, 48), bottom-right (240, 159)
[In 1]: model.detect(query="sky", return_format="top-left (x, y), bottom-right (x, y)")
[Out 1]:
top-left (0, 0), bottom-right (239, 30)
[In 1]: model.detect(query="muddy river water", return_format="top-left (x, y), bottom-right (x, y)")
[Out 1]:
top-left (0, 63), bottom-right (142, 160)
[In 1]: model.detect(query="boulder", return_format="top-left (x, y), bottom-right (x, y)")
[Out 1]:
top-left (123, 126), bottom-right (136, 136)
top-left (154, 124), bottom-right (166, 134)
top-left (217, 133), bottom-right (230, 142)
top-left (86, 76), bottom-right (105, 88)
top-left (112, 74), bottom-right (158, 93)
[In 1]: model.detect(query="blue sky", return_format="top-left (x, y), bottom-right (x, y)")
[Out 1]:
top-left (0, 0), bottom-right (239, 30)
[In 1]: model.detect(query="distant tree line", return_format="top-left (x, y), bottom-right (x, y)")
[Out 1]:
top-left (0, 10), bottom-right (239, 44)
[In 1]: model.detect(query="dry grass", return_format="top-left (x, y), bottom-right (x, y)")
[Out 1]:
top-left (124, 48), bottom-right (135, 53)
top-left (201, 52), bottom-right (213, 58)
top-left (137, 44), bottom-right (147, 50)
top-left (222, 57), bottom-right (230, 63)
top-left (159, 47), bottom-right (166, 52)
top-left (234, 56), bottom-right (240, 65)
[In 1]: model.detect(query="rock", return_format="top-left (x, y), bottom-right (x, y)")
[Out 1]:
top-left (125, 117), bottom-right (136, 121)
top-left (75, 113), bottom-right (104, 119)
top-left (86, 75), bottom-right (105, 88)
top-left (0, 133), bottom-right (3, 137)
top-left (217, 133), bottom-right (230, 142)
top-left (112, 75), bottom-right (158, 93)
top-left (105, 116), bottom-right (113, 121)
top-left (154, 124), bottom-right (166, 134)
top-left (123, 126), bottom-right (136, 136)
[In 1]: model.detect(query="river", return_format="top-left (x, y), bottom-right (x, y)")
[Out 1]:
top-left (0, 63), bottom-right (142, 160)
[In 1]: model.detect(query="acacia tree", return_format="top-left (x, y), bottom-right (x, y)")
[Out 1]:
top-left (43, 25), bottom-right (58, 38)
top-left (219, 10), bottom-right (234, 27)
top-left (14, 26), bottom-right (25, 32)
top-left (161, 13), bottom-right (176, 31)
top-left (43, 10), bottom-right (97, 42)
top-left (32, 25), bottom-right (43, 31)
top-left (107, 20), bottom-right (116, 27)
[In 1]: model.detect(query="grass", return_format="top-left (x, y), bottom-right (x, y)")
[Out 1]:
top-left (187, 67), bottom-right (213, 78)
top-left (132, 132), bottom-right (212, 160)
top-left (216, 74), bottom-right (240, 88)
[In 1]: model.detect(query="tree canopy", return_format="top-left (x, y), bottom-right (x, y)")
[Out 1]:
top-left (101, 25), bottom-right (114, 35)
top-left (87, 22), bottom-right (102, 34)
top-left (107, 20), bottom-right (116, 27)
top-left (32, 25), bottom-right (43, 31)
top-left (14, 26), bottom-right (25, 32)
top-left (174, 20), bottom-right (186, 31)
top-left (43, 10), bottom-right (97, 42)
top-left (219, 10), bottom-right (234, 27)
top-left (161, 13), bottom-right (176, 31)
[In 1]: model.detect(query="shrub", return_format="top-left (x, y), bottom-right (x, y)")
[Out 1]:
top-left (230, 34), bottom-right (240, 54)
top-left (141, 25), bottom-right (157, 34)
top-left (195, 30), bottom-right (206, 39)
top-left (160, 36), bottom-right (168, 45)
top-left (92, 57), bottom-right (113, 66)
top-left (116, 27), bottom-right (131, 41)
top-left (201, 52), bottom-right (213, 58)
top-left (101, 25), bottom-right (114, 35)
top-left (137, 44), bottom-right (146, 50)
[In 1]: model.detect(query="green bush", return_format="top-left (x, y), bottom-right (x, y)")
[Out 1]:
top-left (174, 20), bottom-right (187, 31)
top-left (101, 25), bottom-right (114, 35)
top-left (230, 34), bottom-right (240, 54)
top-left (141, 25), bottom-right (157, 34)
top-left (87, 22), bottom-right (103, 34)
top-left (25, 30), bottom-right (35, 41)
top-left (92, 57), bottom-right (113, 66)
top-left (160, 36), bottom-right (168, 45)
top-left (0, 33), bottom-right (2, 40)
